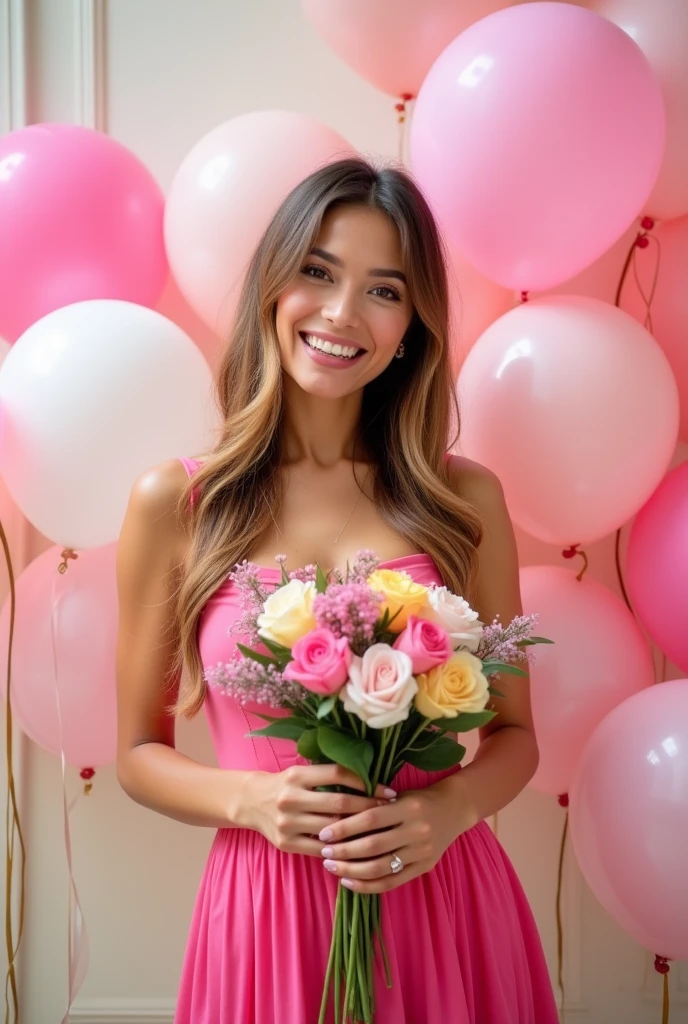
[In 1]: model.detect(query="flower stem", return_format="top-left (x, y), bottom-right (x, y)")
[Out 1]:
top-left (319, 889), bottom-right (342, 1024)
top-left (382, 721), bottom-right (403, 782)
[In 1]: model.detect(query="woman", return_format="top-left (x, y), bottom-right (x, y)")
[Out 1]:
top-left (116, 157), bottom-right (558, 1023)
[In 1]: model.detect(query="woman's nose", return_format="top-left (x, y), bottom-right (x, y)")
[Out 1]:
top-left (322, 284), bottom-right (361, 328)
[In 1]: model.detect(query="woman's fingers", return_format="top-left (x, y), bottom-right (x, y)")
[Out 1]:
top-left (289, 762), bottom-right (396, 800)
top-left (323, 844), bottom-right (416, 884)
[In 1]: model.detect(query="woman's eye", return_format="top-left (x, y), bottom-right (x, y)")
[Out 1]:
top-left (371, 285), bottom-right (401, 302)
top-left (301, 264), bottom-right (330, 280)
top-left (300, 265), bottom-right (401, 302)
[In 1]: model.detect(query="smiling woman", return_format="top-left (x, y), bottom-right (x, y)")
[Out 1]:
top-left (115, 156), bottom-right (558, 1024)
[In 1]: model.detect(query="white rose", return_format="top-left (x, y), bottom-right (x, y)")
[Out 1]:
top-left (342, 644), bottom-right (418, 729)
top-left (419, 587), bottom-right (483, 652)
top-left (256, 579), bottom-right (317, 647)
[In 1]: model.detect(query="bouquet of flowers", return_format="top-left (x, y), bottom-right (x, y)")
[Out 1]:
top-left (205, 550), bottom-right (551, 1024)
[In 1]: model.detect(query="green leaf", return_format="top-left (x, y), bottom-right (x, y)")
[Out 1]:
top-left (529, 636), bottom-right (554, 645)
top-left (297, 728), bottom-right (323, 761)
top-left (481, 660), bottom-right (528, 678)
top-left (259, 636), bottom-right (293, 660)
top-left (315, 565), bottom-right (329, 594)
top-left (488, 686), bottom-right (506, 699)
top-left (236, 642), bottom-right (278, 668)
top-left (316, 725), bottom-right (374, 788)
top-left (247, 717), bottom-right (310, 740)
top-left (280, 561), bottom-right (290, 585)
top-left (431, 709), bottom-right (497, 732)
top-left (316, 695), bottom-right (336, 719)
top-left (402, 736), bottom-right (466, 771)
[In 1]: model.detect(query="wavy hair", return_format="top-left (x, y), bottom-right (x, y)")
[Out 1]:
top-left (172, 157), bottom-right (483, 717)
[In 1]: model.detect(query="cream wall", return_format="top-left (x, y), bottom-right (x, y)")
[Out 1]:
top-left (0, 2), bottom-right (686, 1022)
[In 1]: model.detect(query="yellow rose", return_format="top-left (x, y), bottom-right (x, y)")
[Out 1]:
top-left (368, 569), bottom-right (429, 633)
top-left (256, 579), bottom-right (317, 647)
top-left (415, 651), bottom-right (489, 719)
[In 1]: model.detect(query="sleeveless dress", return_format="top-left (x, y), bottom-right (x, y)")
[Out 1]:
top-left (174, 456), bottom-right (558, 1024)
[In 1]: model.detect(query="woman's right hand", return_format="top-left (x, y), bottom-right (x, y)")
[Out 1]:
top-left (242, 764), bottom-right (397, 858)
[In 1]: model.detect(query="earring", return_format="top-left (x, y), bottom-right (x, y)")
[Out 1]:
top-left (395, 341), bottom-right (405, 359)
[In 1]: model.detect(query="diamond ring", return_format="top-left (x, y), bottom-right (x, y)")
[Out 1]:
top-left (390, 854), bottom-right (404, 875)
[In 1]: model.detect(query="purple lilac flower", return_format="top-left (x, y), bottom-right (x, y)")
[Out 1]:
top-left (313, 582), bottom-right (383, 655)
top-left (226, 559), bottom-right (271, 644)
top-left (347, 549), bottom-right (380, 584)
top-left (476, 613), bottom-right (541, 666)
top-left (204, 658), bottom-right (304, 708)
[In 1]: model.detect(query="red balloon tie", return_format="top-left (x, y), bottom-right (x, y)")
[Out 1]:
top-left (654, 957), bottom-right (670, 1024)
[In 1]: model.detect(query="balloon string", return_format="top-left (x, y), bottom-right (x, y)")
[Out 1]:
top-left (561, 544), bottom-right (588, 580)
top-left (654, 957), bottom-right (670, 1024)
top-left (1, 514), bottom-right (26, 1024)
top-left (555, 795), bottom-right (568, 1021)
top-left (50, 565), bottom-right (91, 1023)
top-left (394, 94), bottom-right (414, 166)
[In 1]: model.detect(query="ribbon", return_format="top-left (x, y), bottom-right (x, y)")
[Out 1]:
top-left (50, 568), bottom-right (90, 1023)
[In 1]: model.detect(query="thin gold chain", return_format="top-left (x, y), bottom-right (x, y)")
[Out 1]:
top-left (271, 464), bottom-right (371, 552)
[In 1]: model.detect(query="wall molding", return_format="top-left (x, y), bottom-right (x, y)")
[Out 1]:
top-left (73, 0), bottom-right (107, 130)
top-left (0, 0), bottom-right (26, 133)
top-left (69, 997), bottom-right (175, 1023)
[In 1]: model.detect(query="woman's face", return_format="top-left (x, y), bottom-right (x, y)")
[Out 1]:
top-left (274, 204), bottom-right (414, 399)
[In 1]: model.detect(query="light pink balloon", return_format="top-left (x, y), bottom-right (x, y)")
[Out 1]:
top-left (0, 544), bottom-right (118, 767)
top-left (620, 215), bottom-right (688, 441)
top-left (457, 296), bottom-right (680, 546)
top-left (447, 248), bottom-right (513, 374)
top-left (591, 0), bottom-right (688, 221)
top-left (569, 680), bottom-right (688, 960)
top-left (0, 123), bottom-right (167, 342)
top-left (301, 0), bottom-right (509, 98)
top-left (410, 2), bottom-right (665, 291)
top-left (520, 566), bottom-right (654, 797)
top-left (164, 111), bottom-right (355, 336)
top-left (626, 463), bottom-right (688, 674)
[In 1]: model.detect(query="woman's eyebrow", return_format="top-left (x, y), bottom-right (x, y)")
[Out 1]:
top-left (308, 246), bottom-right (407, 285)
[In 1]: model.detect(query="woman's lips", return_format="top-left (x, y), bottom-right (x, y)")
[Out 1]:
top-left (300, 333), bottom-right (365, 369)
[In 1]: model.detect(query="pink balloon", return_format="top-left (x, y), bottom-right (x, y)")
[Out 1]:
top-left (591, 0), bottom-right (688, 221)
top-left (447, 248), bottom-right (513, 374)
top-left (620, 215), bottom-right (688, 442)
top-left (0, 123), bottom-right (167, 342)
top-left (457, 296), bottom-right (680, 545)
top-left (626, 463), bottom-right (688, 674)
top-left (569, 680), bottom-right (688, 960)
top-left (0, 544), bottom-right (118, 767)
top-left (164, 111), bottom-right (355, 336)
top-left (520, 566), bottom-right (654, 797)
top-left (301, 0), bottom-right (508, 98)
top-left (410, 2), bottom-right (665, 291)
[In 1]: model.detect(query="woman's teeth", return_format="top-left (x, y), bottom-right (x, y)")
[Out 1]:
top-left (302, 333), bottom-right (361, 359)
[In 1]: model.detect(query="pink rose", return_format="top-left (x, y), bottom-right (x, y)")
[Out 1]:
top-left (393, 615), bottom-right (452, 674)
top-left (342, 644), bottom-right (417, 728)
top-left (283, 628), bottom-right (352, 695)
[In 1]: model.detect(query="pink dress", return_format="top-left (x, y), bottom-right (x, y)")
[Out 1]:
top-left (174, 456), bottom-right (558, 1024)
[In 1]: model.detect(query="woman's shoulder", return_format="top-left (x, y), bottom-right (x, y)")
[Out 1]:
top-left (444, 453), bottom-right (505, 510)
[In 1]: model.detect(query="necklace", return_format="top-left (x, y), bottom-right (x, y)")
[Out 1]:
top-left (271, 464), bottom-right (372, 557)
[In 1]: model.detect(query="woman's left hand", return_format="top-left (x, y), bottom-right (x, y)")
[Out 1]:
top-left (318, 779), bottom-right (474, 894)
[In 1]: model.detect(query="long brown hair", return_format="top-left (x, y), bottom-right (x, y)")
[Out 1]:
top-left (172, 156), bottom-right (483, 717)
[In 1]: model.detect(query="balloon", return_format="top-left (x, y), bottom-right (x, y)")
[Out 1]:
top-left (0, 545), bottom-right (119, 767)
top-left (301, 0), bottom-right (509, 99)
top-left (590, 0), bottom-right (688, 221)
top-left (456, 296), bottom-right (680, 546)
top-left (0, 300), bottom-right (217, 549)
top-left (447, 249), bottom-right (513, 373)
top-left (569, 680), bottom-right (688, 960)
top-left (620, 215), bottom-right (688, 442)
top-left (410, 2), bottom-right (665, 291)
top-left (0, 123), bottom-right (167, 342)
top-left (520, 566), bottom-right (654, 797)
top-left (626, 463), bottom-right (688, 674)
top-left (165, 111), bottom-right (355, 336)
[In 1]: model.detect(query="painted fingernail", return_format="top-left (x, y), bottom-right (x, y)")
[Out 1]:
top-left (319, 827), bottom-right (334, 842)
top-left (321, 846), bottom-right (334, 858)
top-left (323, 860), bottom-right (338, 874)
top-left (341, 878), bottom-right (355, 889)
top-left (384, 788), bottom-right (397, 799)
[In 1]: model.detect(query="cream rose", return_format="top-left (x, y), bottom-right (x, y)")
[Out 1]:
top-left (418, 587), bottom-right (483, 652)
top-left (415, 651), bottom-right (489, 720)
top-left (256, 579), bottom-right (317, 647)
top-left (367, 569), bottom-right (429, 633)
top-left (342, 644), bottom-right (418, 729)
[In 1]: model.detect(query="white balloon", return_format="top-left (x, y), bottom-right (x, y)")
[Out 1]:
top-left (0, 300), bottom-right (218, 548)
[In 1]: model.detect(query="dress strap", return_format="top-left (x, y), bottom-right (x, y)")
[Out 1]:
top-left (178, 457), bottom-right (202, 508)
